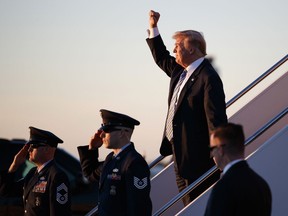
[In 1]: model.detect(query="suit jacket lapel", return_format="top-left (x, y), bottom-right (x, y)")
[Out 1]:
top-left (23, 160), bottom-right (55, 200)
top-left (168, 71), bottom-right (182, 103)
top-left (175, 59), bottom-right (209, 113)
top-left (23, 167), bottom-right (39, 200)
top-left (99, 152), bottom-right (116, 188)
top-left (176, 73), bottom-right (197, 111)
top-left (99, 144), bottom-right (134, 189)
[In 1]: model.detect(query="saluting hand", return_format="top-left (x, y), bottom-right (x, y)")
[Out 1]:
top-left (8, 144), bottom-right (30, 173)
top-left (89, 130), bottom-right (103, 150)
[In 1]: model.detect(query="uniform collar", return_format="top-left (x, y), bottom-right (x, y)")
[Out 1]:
top-left (37, 159), bottom-right (53, 173)
top-left (223, 159), bottom-right (245, 174)
top-left (113, 142), bottom-right (132, 158)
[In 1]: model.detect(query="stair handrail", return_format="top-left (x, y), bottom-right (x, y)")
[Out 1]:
top-left (149, 155), bottom-right (166, 169)
top-left (153, 106), bottom-right (288, 216)
top-left (226, 54), bottom-right (287, 108)
top-left (149, 54), bottom-right (288, 168)
top-left (85, 55), bottom-right (288, 216)
top-left (85, 206), bottom-right (98, 216)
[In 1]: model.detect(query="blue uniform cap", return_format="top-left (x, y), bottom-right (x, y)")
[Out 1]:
top-left (99, 109), bottom-right (140, 130)
top-left (26, 126), bottom-right (63, 147)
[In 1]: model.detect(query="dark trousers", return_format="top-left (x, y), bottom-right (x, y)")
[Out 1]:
top-left (175, 165), bottom-right (220, 206)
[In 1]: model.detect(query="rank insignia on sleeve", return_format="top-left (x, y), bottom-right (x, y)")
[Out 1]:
top-left (56, 183), bottom-right (68, 204)
top-left (133, 177), bottom-right (148, 189)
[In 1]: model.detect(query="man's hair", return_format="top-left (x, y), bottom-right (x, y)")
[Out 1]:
top-left (212, 123), bottom-right (245, 155)
top-left (172, 30), bottom-right (207, 55)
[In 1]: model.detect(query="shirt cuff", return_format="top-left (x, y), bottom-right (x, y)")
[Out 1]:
top-left (147, 27), bottom-right (160, 39)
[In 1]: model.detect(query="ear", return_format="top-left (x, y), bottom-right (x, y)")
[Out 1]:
top-left (119, 129), bottom-right (128, 138)
top-left (219, 147), bottom-right (225, 157)
top-left (189, 47), bottom-right (195, 54)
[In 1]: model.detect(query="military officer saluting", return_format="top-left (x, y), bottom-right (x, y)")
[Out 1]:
top-left (0, 127), bottom-right (71, 216)
top-left (78, 109), bottom-right (152, 216)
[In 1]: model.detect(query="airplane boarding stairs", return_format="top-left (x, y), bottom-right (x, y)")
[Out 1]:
top-left (176, 122), bottom-right (288, 216)
top-left (84, 54), bottom-right (287, 216)
top-left (150, 55), bottom-right (288, 216)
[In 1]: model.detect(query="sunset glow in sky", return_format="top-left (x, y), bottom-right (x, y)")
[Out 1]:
top-left (1, 0), bottom-right (287, 163)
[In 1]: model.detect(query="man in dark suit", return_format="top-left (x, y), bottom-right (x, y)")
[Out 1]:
top-left (77, 109), bottom-right (152, 216)
top-left (0, 127), bottom-right (71, 216)
top-left (205, 123), bottom-right (272, 216)
top-left (146, 10), bottom-right (227, 205)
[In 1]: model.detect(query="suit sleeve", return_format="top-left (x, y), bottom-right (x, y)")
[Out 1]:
top-left (0, 170), bottom-right (24, 197)
top-left (49, 171), bottom-right (72, 216)
top-left (146, 35), bottom-right (182, 77)
top-left (125, 157), bottom-right (152, 216)
top-left (204, 71), bottom-right (228, 132)
top-left (77, 145), bottom-right (103, 183)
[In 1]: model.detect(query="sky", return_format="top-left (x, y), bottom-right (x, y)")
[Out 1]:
top-left (1, 0), bottom-right (287, 163)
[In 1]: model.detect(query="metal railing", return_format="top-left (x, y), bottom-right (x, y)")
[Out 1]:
top-left (85, 54), bottom-right (288, 216)
top-left (150, 54), bottom-right (288, 169)
top-left (226, 54), bottom-right (287, 108)
top-left (85, 206), bottom-right (98, 216)
top-left (149, 155), bottom-right (165, 169)
top-left (153, 106), bottom-right (288, 216)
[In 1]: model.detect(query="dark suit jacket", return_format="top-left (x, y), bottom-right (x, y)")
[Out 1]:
top-left (77, 143), bottom-right (152, 216)
top-left (146, 35), bottom-right (227, 180)
top-left (204, 161), bottom-right (272, 216)
top-left (0, 160), bottom-right (71, 216)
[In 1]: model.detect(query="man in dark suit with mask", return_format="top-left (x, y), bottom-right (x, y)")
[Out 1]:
top-left (146, 10), bottom-right (227, 205)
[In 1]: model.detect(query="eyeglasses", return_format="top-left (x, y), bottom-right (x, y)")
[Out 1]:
top-left (209, 144), bottom-right (226, 152)
top-left (30, 143), bottom-right (47, 149)
top-left (101, 128), bottom-right (123, 133)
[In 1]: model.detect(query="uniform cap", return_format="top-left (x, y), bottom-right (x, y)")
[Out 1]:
top-left (99, 109), bottom-right (140, 130)
top-left (26, 126), bottom-right (63, 147)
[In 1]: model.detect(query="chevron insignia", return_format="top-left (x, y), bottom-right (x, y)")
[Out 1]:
top-left (133, 177), bottom-right (148, 189)
top-left (56, 183), bottom-right (68, 204)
